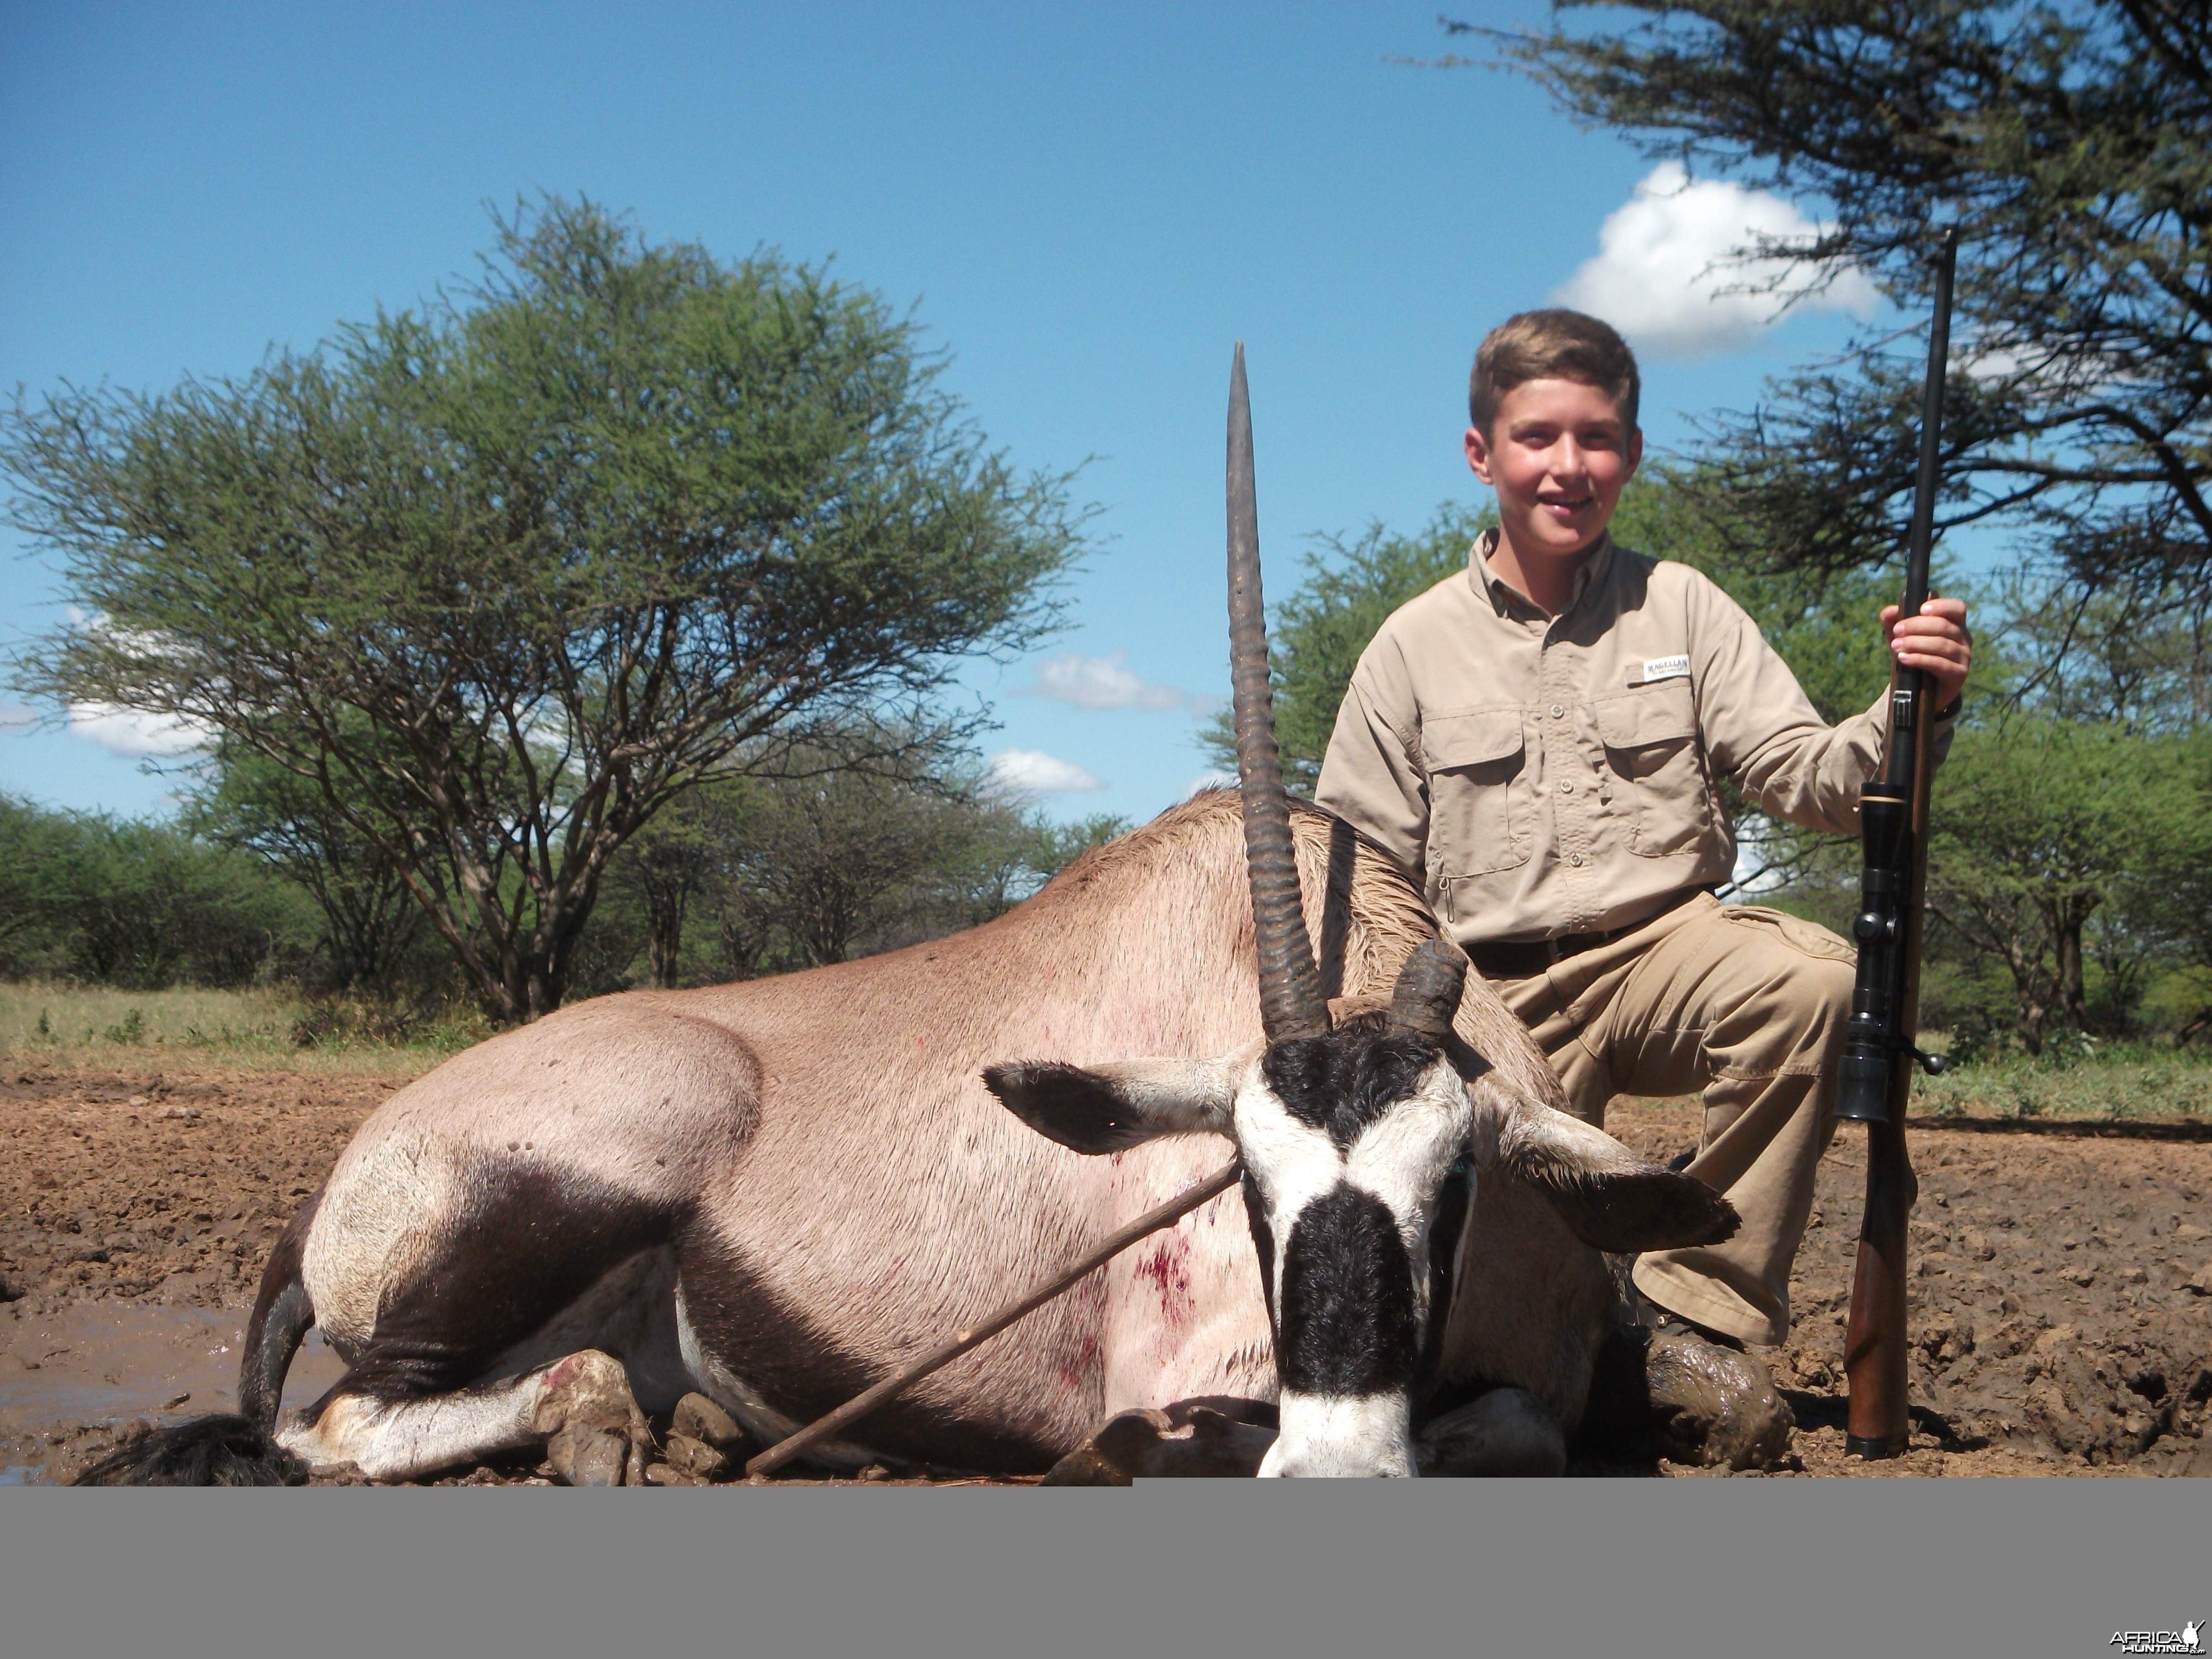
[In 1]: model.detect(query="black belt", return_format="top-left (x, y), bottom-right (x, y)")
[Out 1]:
top-left (1465, 887), bottom-right (1712, 980)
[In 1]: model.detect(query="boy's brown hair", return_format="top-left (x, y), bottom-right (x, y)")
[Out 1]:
top-left (1469, 309), bottom-right (1640, 435)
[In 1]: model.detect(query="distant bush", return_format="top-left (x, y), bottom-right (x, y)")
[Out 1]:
top-left (0, 793), bottom-right (317, 988)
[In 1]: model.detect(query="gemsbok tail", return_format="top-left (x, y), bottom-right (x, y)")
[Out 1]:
top-left (74, 1190), bottom-right (323, 1486)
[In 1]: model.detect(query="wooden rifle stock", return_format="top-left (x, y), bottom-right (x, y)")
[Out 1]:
top-left (1838, 761), bottom-right (1934, 1458)
top-left (1838, 228), bottom-right (1959, 1458)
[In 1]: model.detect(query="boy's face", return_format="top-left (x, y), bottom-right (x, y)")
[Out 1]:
top-left (1464, 377), bottom-right (1641, 565)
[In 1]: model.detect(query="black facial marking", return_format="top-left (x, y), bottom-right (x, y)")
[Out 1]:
top-left (1416, 1160), bottom-right (1471, 1389)
top-left (1241, 1168), bottom-right (1276, 1329)
top-left (1276, 1185), bottom-right (1421, 1397)
top-left (983, 1062), bottom-right (1156, 1155)
top-left (1260, 1012), bottom-right (1443, 1152)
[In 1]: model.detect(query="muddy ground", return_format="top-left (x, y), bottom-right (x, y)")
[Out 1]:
top-left (3, 1062), bottom-right (2208, 1484)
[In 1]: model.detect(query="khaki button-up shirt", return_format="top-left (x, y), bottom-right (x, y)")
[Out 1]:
top-left (1314, 529), bottom-right (1953, 946)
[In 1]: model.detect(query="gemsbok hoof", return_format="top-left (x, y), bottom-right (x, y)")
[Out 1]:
top-left (547, 1421), bottom-right (629, 1486)
top-left (1040, 1399), bottom-right (1279, 1483)
top-left (533, 1350), bottom-right (653, 1486)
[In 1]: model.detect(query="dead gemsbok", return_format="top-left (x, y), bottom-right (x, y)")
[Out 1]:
top-left (88, 348), bottom-right (1736, 1485)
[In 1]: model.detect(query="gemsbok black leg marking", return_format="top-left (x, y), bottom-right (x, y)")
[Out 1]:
top-left (312, 1156), bottom-right (676, 1415)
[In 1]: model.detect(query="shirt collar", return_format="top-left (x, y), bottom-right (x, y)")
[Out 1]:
top-left (1470, 527), bottom-right (1617, 620)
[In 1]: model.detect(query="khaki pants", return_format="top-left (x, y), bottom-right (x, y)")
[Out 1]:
top-left (1490, 893), bottom-right (1856, 1347)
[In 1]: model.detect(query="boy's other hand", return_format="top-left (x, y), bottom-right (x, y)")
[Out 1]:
top-left (1880, 595), bottom-right (1972, 708)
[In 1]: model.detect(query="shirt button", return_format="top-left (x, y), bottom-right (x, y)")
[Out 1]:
top-left (1558, 779), bottom-right (1573, 794)
top-left (1569, 854), bottom-right (1584, 867)
top-left (1550, 705), bottom-right (1564, 719)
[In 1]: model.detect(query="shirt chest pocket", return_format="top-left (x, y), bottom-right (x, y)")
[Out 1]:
top-left (1421, 708), bottom-right (1533, 878)
top-left (1594, 679), bottom-right (1710, 858)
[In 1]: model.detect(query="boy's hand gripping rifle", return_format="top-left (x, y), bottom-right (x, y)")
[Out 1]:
top-left (1835, 227), bottom-right (1959, 1459)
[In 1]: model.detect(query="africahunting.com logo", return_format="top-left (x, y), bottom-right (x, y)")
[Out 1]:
top-left (2111, 1623), bottom-right (2201, 1655)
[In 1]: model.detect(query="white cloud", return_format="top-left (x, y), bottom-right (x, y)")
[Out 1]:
top-left (1555, 163), bottom-right (1879, 361)
top-left (989, 748), bottom-right (1106, 793)
top-left (67, 702), bottom-right (211, 758)
top-left (1183, 769), bottom-right (1235, 799)
top-left (1016, 652), bottom-right (1214, 714)
top-left (1957, 338), bottom-right (2059, 392)
top-left (47, 609), bottom-right (217, 758)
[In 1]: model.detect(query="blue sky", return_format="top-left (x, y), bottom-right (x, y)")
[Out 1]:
top-left (1, 2), bottom-right (1883, 826)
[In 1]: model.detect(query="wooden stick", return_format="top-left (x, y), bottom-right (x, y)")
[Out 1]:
top-left (744, 1159), bottom-right (1244, 1479)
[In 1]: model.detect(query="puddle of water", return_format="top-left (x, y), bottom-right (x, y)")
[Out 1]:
top-left (0, 1302), bottom-right (347, 1427)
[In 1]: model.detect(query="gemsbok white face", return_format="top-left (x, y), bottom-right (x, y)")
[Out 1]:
top-left (986, 947), bottom-right (1472, 1475)
top-left (986, 940), bottom-right (1739, 1478)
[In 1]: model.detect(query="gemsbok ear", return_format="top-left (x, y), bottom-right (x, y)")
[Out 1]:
top-left (1485, 1097), bottom-right (1740, 1255)
top-left (983, 1057), bottom-right (1236, 1155)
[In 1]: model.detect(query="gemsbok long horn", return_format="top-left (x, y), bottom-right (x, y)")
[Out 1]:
top-left (1227, 343), bottom-right (1328, 1043)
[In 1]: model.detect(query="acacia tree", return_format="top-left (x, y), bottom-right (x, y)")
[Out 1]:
top-left (606, 786), bottom-right (721, 991)
top-left (1472, 2), bottom-right (2212, 629)
top-left (717, 761), bottom-right (1012, 970)
top-left (184, 741), bottom-right (433, 995)
top-left (6, 199), bottom-right (1084, 1020)
top-left (1984, 560), bottom-right (2212, 728)
top-left (0, 795), bottom-right (66, 965)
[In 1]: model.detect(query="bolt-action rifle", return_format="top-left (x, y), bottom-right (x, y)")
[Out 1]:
top-left (1835, 227), bottom-right (1960, 1460)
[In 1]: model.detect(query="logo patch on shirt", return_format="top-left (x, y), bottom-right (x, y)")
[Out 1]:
top-left (1640, 654), bottom-right (1691, 685)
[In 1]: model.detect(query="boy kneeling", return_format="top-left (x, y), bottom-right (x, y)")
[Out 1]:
top-left (1316, 310), bottom-right (1971, 1350)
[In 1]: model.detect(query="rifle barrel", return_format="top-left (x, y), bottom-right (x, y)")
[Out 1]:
top-left (1904, 228), bottom-right (1958, 597)
top-left (1885, 226), bottom-right (1958, 789)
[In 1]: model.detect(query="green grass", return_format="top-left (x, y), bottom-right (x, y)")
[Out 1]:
top-left (6, 982), bottom-right (2206, 1112)
top-left (0, 982), bottom-right (484, 1077)
top-left (1911, 1035), bottom-right (2212, 1121)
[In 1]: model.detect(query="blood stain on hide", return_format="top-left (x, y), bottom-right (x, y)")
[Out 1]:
top-left (1134, 1235), bottom-right (1193, 1326)
top-left (1057, 1332), bottom-right (1100, 1392)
